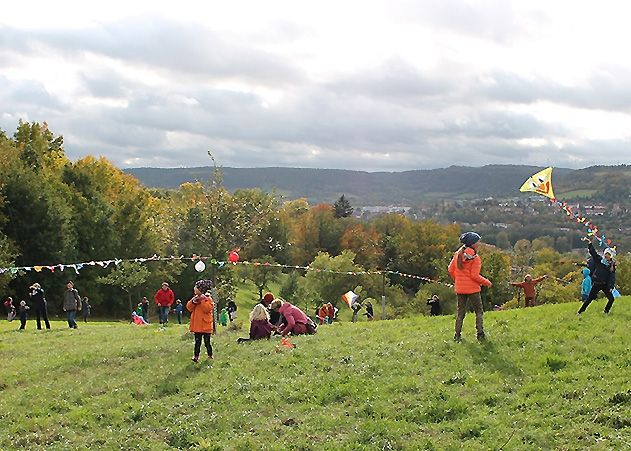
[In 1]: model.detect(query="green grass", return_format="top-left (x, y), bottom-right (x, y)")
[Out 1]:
top-left (558, 189), bottom-right (598, 199)
top-left (1, 299), bottom-right (630, 450)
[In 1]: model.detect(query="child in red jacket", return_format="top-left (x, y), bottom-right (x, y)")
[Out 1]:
top-left (186, 280), bottom-right (215, 362)
top-left (448, 231), bottom-right (492, 342)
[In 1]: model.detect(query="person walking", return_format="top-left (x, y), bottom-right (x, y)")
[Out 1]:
top-left (186, 280), bottom-right (215, 362)
top-left (63, 281), bottom-right (82, 329)
top-left (28, 283), bottom-right (51, 330)
top-left (448, 231), bottom-right (492, 342)
top-left (154, 282), bottom-right (175, 326)
top-left (577, 237), bottom-right (617, 314)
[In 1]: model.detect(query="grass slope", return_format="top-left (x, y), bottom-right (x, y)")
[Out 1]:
top-left (1, 300), bottom-right (630, 450)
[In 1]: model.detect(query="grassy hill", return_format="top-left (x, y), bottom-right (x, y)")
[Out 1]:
top-left (1, 299), bottom-right (630, 450)
top-left (125, 165), bottom-right (631, 205)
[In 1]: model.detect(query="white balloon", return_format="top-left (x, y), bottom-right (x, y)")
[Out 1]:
top-left (195, 260), bottom-right (206, 272)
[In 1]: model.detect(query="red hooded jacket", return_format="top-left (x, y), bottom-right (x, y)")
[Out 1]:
top-left (448, 248), bottom-right (492, 295)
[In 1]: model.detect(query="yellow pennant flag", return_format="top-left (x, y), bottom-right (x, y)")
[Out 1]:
top-left (519, 167), bottom-right (555, 199)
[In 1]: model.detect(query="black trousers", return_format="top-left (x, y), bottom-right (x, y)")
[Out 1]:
top-left (578, 282), bottom-right (615, 313)
top-left (34, 305), bottom-right (51, 329)
top-left (20, 315), bottom-right (27, 329)
top-left (194, 333), bottom-right (212, 357)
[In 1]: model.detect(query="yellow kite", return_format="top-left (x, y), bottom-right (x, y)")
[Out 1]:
top-left (520, 167), bottom-right (555, 199)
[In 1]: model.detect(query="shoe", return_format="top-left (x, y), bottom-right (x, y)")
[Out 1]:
top-left (477, 333), bottom-right (486, 342)
top-left (207, 355), bottom-right (213, 360)
top-left (191, 356), bottom-right (199, 363)
top-left (454, 334), bottom-right (462, 342)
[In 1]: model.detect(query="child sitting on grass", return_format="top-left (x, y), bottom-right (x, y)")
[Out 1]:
top-left (187, 280), bottom-right (215, 362)
top-left (237, 304), bottom-right (276, 343)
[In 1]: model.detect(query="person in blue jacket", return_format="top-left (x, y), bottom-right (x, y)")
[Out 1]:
top-left (581, 268), bottom-right (592, 302)
top-left (577, 237), bottom-right (616, 314)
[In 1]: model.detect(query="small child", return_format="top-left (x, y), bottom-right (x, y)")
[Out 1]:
top-left (132, 311), bottom-right (149, 325)
top-left (237, 304), bottom-right (275, 343)
top-left (581, 268), bottom-right (592, 302)
top-left (173, 300), bottom-right (183, 324)
top-left (19, 300), bottom-right (30, 330)
top-left (219, 307), bottom-right (228, 327)
top-left (187, 280), bottom-right (215, 362)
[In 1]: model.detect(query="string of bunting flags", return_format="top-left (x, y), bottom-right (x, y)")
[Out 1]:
top-left (0, 254), bottom-right (453, 288)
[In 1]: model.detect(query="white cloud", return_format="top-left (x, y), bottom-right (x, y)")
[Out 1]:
top-left (1, 0), bottom-right (631, 170)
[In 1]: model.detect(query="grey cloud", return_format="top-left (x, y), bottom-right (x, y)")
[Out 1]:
top-left (0, 19), bottom-right (304, 86)
top-left (482, 70), bottom-right (631, 112)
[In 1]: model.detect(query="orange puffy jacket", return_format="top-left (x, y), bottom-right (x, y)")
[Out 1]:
top-left (448, 248), bottom-right (492, 294)
top-left (187, 294), bottom-right (214, 334)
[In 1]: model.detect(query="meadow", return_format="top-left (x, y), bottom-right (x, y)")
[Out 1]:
top-left (0, 298), bottom-right (629, 450)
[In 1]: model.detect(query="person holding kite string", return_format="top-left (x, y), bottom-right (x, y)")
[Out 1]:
top-left (510, 274), bottom-right (548, 307)
top-left (448, 232), bottom-right (492, 342)
top-left (577, 237), bottom-right (617, 315)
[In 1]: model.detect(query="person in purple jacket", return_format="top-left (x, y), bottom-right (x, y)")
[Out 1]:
top-left (237, 304), bottom-right (276, 343)
top-left (270, 299), bottom-right (316, 336)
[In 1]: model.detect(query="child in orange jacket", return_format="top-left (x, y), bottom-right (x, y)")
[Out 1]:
top-left (186, 279), bottom-right (215, 362)
top-left (448, 231), bottom-right (492, 342)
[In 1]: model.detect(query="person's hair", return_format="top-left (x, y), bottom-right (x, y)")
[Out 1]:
top-left (456, 245), bottom-right (466, 269)
top-left (250, 304), bottom-right (270, 322)
top-left (270, 299), bottom-right (283, 310)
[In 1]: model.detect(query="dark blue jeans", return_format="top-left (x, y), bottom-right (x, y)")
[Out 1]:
top-left (158, 306), bottom-right (170, 324)
top-left (66, 310), bottom-right (77, 328)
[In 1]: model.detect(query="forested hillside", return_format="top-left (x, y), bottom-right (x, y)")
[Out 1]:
top-left (126, 165), bottom-right (631, 205)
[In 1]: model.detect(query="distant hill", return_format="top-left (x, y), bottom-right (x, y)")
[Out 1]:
top-left (125, 165), bottom-right (631, 205)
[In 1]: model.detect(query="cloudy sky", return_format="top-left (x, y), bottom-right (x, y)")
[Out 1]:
top-left (1, 1), bottom-right (630, 171)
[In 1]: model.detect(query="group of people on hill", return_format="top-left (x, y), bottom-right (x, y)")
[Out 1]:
top-left (3, 280), bottom-right (92, 330)
top-left (448, 231), bottom-right (619, 342)
top-left (183, 280), bottom-right (317, 362)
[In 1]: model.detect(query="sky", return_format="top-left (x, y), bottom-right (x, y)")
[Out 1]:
top-left (1, 0), bottom-right (630, 171)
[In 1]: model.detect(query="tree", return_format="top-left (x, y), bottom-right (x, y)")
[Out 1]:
top-left (304, 250), bottom-right (363, 307)
top-left (333, 194), bottom-right (354, 218)
top-left (97, 262), bottom-right (150, 315)
top-left (495, 230), bottom-right (511, 249)
top-left (239, 256), bottom-right (281, 300)
top-left (480, 250), bottom-right (512, 310)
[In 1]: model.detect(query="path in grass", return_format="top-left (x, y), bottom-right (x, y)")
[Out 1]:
top-left (0, 300), bottom-right (629, 450)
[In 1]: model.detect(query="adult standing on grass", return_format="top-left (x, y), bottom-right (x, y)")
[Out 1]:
top-left (364, 301), bottom-right (374, 320)
top-left (187, 279), bottom-right (215, 362)
top-left (154, 282), bottom-right (174, 326)
top-left (29, 283), bottom-right (51, 330)
top-left (448, 232), bottom-right (492, 342)
top-left (63, 281), bottom-right (82, 329)
top-left (577, 237), bottom-right (617, 315)
top-left (510, 274), bottom-right (547, 307)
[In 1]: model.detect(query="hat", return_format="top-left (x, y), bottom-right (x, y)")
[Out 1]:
top-left (460, 231), bottom-right (481, 247)
top-left (195, 279), bottom-right (214, 293)
top-left (604, 248), bottom-right (616, 259)
top-left (161, 282), bottom-right (169, 287)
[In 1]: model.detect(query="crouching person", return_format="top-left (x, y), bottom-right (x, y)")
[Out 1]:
top-left (270, 299), bottom-right (317, 336)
